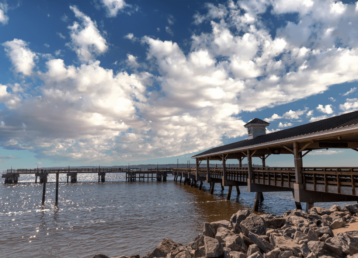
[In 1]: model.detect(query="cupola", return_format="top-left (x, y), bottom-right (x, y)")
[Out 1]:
top-left (244, 118), bottom-right (270, 139)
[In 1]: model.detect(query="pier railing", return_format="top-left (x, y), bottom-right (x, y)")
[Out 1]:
top-left (302, 167), bottom-right (358, 196)
top-left (252, 167), bottom-right (296, 188)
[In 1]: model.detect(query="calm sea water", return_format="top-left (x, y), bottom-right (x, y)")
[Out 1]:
top-left (0, 173), bottom-right (355, 258)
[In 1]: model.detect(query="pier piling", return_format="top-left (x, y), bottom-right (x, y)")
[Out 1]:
top-left (55, 172), bottom-right (59, 206)
top-left (42, 174), bottom-right (47, 206)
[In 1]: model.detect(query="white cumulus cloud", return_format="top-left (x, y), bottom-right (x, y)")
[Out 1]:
top-left (68, 6), bottom-right (108, 62)
top-left (3, 39), bottom-right (37, 75)
top-left (342, 87), bottom-right (357, 96)
top-left (101, 0), bottom-right (128, 17)
top-left (317, 104), bottom-right (333, 114)
top-left (340, 98), bottom-right (358, 111)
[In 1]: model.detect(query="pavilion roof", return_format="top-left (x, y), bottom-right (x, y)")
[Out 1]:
top-left (193, 110), bottom-right (358, 158)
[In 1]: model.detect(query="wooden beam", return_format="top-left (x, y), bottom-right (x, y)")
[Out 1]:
top-left (302, 149), bottom-right (312, 157)
top-left (251, 149), bottom-right (257, 157)
top-left (241, 151), bottom-right (247, 156)
top-left (352, 148), bottom-right (358, 152)
top-left (299, 141), bottom-right (314, 152)
top-left (282, 145), bottom-right (293, 153)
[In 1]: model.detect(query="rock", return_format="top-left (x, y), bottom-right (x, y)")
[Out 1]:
top-left (204, 236), bottom-right (224, 258)
top-left (347, 255), bottom-right (358, 258)
top-left (239, 232), bottom-right (254, 246)
top-left (147, 238), bottom-right (180, 258)
top-left (263, 248), bottom-right (280, 258)
top-left (307, 241), bottom-right (327, 257)
top-left (187, 234), bottom-right (204, 251)
top-left (203, 222), bottom-right (216, 238)
top-left (196, 246), bottom-right (206, 257)
top-left (287, 215), bottom-right (310, 228)
top-left (314, 226), bottom-right (333, 237)
top-left (270, 235), bottom-right (300, 249)
top-left (309, 207), bottom-right (331, 215)
top-left (277, 250), bottom-right (293, 258)
top-left (300, 243), bottom-right (310, 257)
top-left (223, 247), bottom-right (231, 258)
top-left (318, 233), bottom-right (330, 242)
top-left (261, 214), bottom-right (286, 229)
top-left (248, 252), bottom-right (263, 258)
top-left (282, 227), bottom-right (296, 238)
top-left (307, 240), bottom-right (344, 257)
top-left (328, 232), bottom-right (358, 255)
top-left (329, 205), bottom-right (341, 212)
top-left (231, 210), bottom-right (251, 233)
top-left (174, 250), bottom-right (191, 258)
top-left (216, 226), bottom-right (234, 243)
top-left (330, 218), bottom-right (345, 229)
top-left (93, 255), bottom-right (109, 258)
top-left (247, 244), bottom-right (261, 256)
top-left (224, 235), bottom-right (247, 252)
top-left (240, 214), bottom-right (267, 236)
top-left (249, 232), bottom-right (274, 253)
top-left (293, 229), bottom-right (318, 243)
top-left (229, 251), bottom-right (247, 258)
top-left (343, 204), bottom-right (358, 215)
top-left (306, 253), bottom-right (316, 258)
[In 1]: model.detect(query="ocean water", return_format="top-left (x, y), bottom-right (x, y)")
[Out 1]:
top-left (0, 173), bottom-right (355, 258)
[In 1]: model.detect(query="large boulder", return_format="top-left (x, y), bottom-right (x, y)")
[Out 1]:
top-left (93, 255), bottom-right (109, 258)
top-left (263, 248), bottom-right (280, 258)
top-left (147, 238), bottom-right (181, 258)
top-left (216, 226), bottom-right (234, 243)
top-left (203, 222), bottom-right (216, 238)
top-left (329, 205), bottom-right (341, 212)
top-left (247, 252), bottom-right (263, 258)
top-left (187, 234), bottom-right (204, 251)
top-left (287, 215), bottom-right (310, 228)
top-left (269, 235), bottom-right (301, 256)
top-left (330, 218), bottom-right (345, 229)
top-left (327, 232), bottom-right (358, 255)
top-left (248, 232), bottom-right (274, 253)
top-left (247, 244), bottom-right (260, 256)
top-left (293, 229), bottom-right (318, 243)
top-left (261, 214), bottom-right (286, 229)
top-left (231, 210), bottom-right (251, 233)
top-left (343, 204), bottom-right (358, 215)
top-left (314, 226), bottom-right (333, 237)
top-left (224, 235), bottom-right (247, 253)
top-left (307, 241), bottom-right (344, 258)
top-left (240, 214), bottom-right (267, 236)
top-left (173, 250), bottom-right (191, 258)
top-left (204, 236), bottom-right (224, 258)
top-left (229, 251), bottom-right (247, 258)
top-left (277, 250), bottom-right (293, 258)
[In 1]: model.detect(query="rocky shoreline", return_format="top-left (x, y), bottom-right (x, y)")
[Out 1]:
top-left (94, 204), bottom-right (358, 258)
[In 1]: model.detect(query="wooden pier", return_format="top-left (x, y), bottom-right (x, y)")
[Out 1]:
top-left (189, 111), bottom-right (358, 211)
top-left (1, 167), bottom-right (171, 206)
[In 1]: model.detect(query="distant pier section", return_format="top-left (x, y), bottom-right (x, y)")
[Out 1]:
top-left (2, 167), bottom-right (171, 184)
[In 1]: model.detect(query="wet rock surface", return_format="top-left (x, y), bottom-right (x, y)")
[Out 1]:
top-left (95, 204), bottom-right (358, 258)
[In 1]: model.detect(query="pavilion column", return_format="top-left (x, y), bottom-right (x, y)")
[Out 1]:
top-left (206, 158), bottom-right (210, 183)
top-left (222, 154), bottom-right (227, 187)
top-left (196, 159), bottom-right (199, 181)
top-left (293, 142), bottom-right (304, 210)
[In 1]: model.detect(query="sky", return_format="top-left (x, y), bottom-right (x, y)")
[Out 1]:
top-left (1, 0), bottom-right (358, 169)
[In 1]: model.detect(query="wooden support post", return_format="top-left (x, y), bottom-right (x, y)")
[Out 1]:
top-left (236, 185), bottom-right (240, 195)
top-left (253, 192), bottom-right (260, 212)
top-left (221, 185), bottom-right (224, 191)
top-left (226, 186), bottom-right (232, 200)
top-left (206, 157), bottom-right (210, 183)
top-left (55, 172), bottom-right (59, 207)
top-left (35, 175), bottom-right (38, 183)
top-left (42, 174), bottom-right (47, 206)
top-left (199, 181), bottom-right (203, 190)
top-left (180, 176), bottom-right (182, 183)
top-left (222, 154), bottom-right (227, 187)
top-left (196, 159), bottom-right (199, 181)
top-left (293, 142), bottom-right (303, 184)
top-left (292, 191), bottom-right (302, 210)
top-left (210, 182), bottom-right (215, 194)
top-left (67, 175), bottom-right (69, 183)
top-left (306, 202), bottom-right (314, 212)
